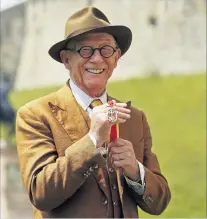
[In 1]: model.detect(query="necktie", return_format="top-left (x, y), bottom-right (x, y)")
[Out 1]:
top-left (90, 99), bottom-right (102, 108)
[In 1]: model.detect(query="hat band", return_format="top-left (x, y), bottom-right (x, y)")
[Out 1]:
top-left (65, 25), bottom-right (110, 39)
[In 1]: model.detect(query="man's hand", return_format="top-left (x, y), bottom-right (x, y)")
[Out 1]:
top-left (89, 102), bottom-right (131, 147)
top-left (108, 138), bottom-right (140, 182)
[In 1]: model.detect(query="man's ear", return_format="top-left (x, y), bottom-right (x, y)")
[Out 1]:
top-left (60, 50), bottom-right (70, 70)
top-left (114, 48), bottom-right (121, 69)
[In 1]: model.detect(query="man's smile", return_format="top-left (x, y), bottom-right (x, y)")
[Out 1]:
top-left (86, 68), bottom-right (105, 74)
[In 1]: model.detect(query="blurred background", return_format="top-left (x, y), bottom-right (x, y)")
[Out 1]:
top-left (0, 0), bottom-right (206, 218)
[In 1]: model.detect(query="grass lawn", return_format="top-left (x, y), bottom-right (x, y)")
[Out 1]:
top-left (3, 73), bottom-right (206, 217)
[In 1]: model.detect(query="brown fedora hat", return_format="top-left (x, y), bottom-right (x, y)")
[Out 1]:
top-left (48, 7), bottom-right (132, 63)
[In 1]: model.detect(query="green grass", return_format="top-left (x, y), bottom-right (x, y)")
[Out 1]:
top-left (107, 74), bottom-right (206, 218)
top-left (3, 73), bottom-right (206, 217)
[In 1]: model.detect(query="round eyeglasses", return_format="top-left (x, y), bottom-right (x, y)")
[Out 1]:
top-left (66, 45), bottom-right (118, 58)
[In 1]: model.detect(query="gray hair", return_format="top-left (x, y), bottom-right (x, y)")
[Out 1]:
top-left (66, 33), bottom-right (119, 50)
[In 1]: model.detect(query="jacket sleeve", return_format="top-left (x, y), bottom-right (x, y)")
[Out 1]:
top-left (16, 105), bottom-right (106, 211)
top-left (125, 111), bottom-right (171, 215)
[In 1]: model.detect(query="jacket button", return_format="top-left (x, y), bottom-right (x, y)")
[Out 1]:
top-left (83, 173), bottom-right (88, 178)
top-left (109, 168), bottom-right (114, 173)
top-left (86, 170), bottom-right (91, 175)
top-left (112, 184), bottom-right (117, 190)
top-left (93, 164), bottom-right (99, 169)
top-left (89, 167), bottom-right (94, 172)
top-left (102, 199), bottom-right (108, 205)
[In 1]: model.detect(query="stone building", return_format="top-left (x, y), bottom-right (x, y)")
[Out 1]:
top-left (0, 2), bottom-right (25, 87)
top-left (0, 0), bottom-right (206, 90)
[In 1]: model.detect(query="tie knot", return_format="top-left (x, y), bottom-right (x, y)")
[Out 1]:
top-left (90, 99), bottom-right (102, 108)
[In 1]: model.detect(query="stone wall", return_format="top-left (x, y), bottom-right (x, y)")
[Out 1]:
top-left (15, 0), bottom-right (207, 90)
top-left (0, 3), bottom-right (25, 87)
top-left (1, 0), bottom-right (206, 90)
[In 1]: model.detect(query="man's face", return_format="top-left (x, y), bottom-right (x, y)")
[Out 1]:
top-left (61, 33), bottom-right (121, 97)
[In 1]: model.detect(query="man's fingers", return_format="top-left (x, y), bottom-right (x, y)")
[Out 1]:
top-left (114, 102), bottom-right (127, 108)
top-left (92, 102), bottom-right (131, 129)
top-left (115, 106), bottom-right (131, 114)
top-left (108, 145), bottom-right (129, 154)
top-left (112, 159), bottom-right (129, 169)
top-left (110, 152), bottom-right (131, 161)
top-left (117, 111), bottom-right (130, 120)
top-left (107, 139), bottom-right (131, 153)
top-left (93, 103), bottom-right (131, 115)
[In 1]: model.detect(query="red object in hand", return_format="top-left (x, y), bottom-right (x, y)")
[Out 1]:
top-left (110, 124), bottom-right (118, 142)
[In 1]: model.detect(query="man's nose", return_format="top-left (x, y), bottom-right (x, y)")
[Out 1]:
top-left (89, 49), bottom-right (104, 63)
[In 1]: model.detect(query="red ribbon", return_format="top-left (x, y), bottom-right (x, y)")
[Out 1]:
top-left (110, 123), bottom-right (119, 142)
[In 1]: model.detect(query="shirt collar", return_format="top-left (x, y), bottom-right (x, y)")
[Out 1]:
top-left (69, 79), bottom-right (107, 110)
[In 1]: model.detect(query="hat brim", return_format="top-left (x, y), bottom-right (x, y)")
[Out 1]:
top-left (48, 25), bottom-right (132, 63)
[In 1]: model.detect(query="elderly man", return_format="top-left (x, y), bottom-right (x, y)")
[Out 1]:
top-left (16, 7), bottom-right (171, 218)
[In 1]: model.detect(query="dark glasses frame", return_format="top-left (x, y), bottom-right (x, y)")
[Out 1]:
top-left (66, 45), bottom-right (119, 58)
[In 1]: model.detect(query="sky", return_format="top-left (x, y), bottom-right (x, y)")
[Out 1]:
top-left (0, 0), bottom-right (27, 11)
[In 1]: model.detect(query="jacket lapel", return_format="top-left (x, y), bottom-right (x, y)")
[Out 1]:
top-left (48, 82), bottom-right (90, 143)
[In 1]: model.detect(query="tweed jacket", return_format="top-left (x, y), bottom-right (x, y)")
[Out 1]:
top-left (16, 82), bottom-right (171, 218)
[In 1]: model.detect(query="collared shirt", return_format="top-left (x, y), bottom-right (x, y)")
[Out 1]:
top-left (69, 79), bottom-right (145, 195)
top-left (69, 78), bottom-right (107, 117)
